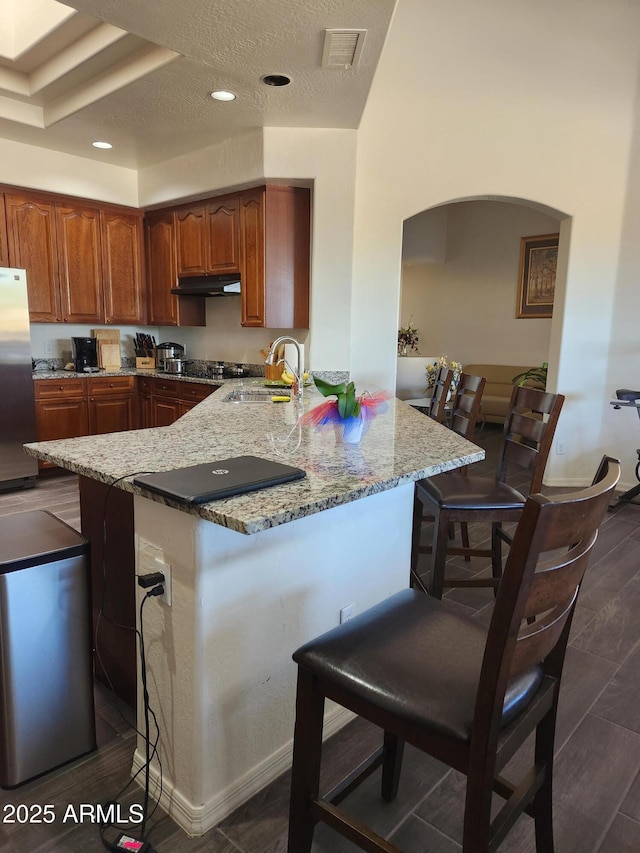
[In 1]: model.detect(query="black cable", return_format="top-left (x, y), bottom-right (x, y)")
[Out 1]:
top-left (94, 472), bottom-right (165, 852)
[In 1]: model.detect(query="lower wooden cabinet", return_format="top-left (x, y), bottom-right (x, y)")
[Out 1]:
top-left (34, 375), bottom-right (137, 469)
top-left (87, 375), bottom-right (137, 435)
top-left (138, 376), bottom-right (217, 427)
top-left (34, 379), bottom-right (89, 470)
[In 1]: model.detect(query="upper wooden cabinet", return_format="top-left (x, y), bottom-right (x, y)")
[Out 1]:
top-left (0, 195), bottom-right (8, 267)
top-left (5, 193), bottom-right (61, 322)
top-left (101, 210), bottom-right (145, 325)
top-left (145, 210), bottom-right (205, 327)
top-left (239, 186), bottom-right (310, 329)
top-left (175, 193), bottom-right (240, 277)
top-left (4, 188), bottom-right (145, 324)
top-left (56, 202), bottom-right (103, 323)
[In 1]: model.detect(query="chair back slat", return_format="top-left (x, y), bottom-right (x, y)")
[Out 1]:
top-left (450, 373), bottom-right (486, 439)
top-left (472, 456), bottom-right (620, 748)
top-left (496, 385), bottom-right (564, 495)
top-left (429, 367), bottom-right (454, 424)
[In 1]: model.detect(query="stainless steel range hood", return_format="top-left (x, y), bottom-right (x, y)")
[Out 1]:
top-left (171, 273), bottom-right (241, 297)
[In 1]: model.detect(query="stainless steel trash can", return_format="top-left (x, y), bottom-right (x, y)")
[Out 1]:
top-left (0, 510), bottom-right (96, 787)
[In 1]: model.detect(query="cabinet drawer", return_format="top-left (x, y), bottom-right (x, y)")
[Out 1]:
top-left (34, 378), bottom-right (86, 399)
top-left (138, 376), bottom-right (154, 395)
top-left (179, 382), bottom-right (217, 402)
top-left (87, 375), bottom-right (135, 395)
top-left (152, 377), bottom-right (182, 398)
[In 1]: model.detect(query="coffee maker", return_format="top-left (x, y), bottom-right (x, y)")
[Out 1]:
top-left (72, 337), bottom-right (99, 373)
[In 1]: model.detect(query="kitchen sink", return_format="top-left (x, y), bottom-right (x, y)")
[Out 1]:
top-left (223, 389), bottom-right (291, 403)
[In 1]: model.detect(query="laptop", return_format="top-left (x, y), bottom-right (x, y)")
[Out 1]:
top-left (133, 455), bottom-right (306, 504)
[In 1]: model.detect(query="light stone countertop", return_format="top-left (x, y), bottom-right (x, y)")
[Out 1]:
top-left (24, 379), bottom-right (484, 534)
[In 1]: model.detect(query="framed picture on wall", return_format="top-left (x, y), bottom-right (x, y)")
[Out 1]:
top-left (516, 233), bottom-right (559, 319)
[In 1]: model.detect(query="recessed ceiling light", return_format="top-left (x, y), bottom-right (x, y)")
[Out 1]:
top-left (210, 90), bottom-right (236, 101)
top-left (262, 74), bottom-right (291, 87)
top-left (92, 141), bottom-right (112, 149)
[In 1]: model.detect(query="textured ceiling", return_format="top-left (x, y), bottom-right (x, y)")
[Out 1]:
top-left (0, 0), bottom-right (396, 169)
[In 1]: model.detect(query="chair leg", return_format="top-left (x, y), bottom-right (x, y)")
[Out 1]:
top-left (381, 732), bottom-right (405, 802)
top-left (532, 709), bottom-right (557, 853)
top-left (410, 488), bottom-right (424, 580)
top-left (460, 521), bottom-right (471, 560)
top-left (491, 522), bottom-right (503, 585)
top-left (288, 668), bottom-right (326, 853)
top-left (428, 507), bottom-right (451, 599)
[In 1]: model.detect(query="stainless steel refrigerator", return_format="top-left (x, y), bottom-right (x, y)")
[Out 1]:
top-left (0, 268), bottom-right (38, 490)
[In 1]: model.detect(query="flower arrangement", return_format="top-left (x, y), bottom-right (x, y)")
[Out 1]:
top-left (398, 318), bottom-right (420, 355)
top-left (425, 356), bottom-right (463, 392)
top-left (301, 377), bottom-right (390, 443)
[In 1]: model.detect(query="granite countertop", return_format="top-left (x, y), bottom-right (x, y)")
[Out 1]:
top-left (24, 379), bottom-right (484, 535)
top-left (32, 368), bottom-right (228, 385)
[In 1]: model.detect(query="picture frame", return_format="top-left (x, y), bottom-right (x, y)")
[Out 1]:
top-left (516, 233), bottom-right (559, 319)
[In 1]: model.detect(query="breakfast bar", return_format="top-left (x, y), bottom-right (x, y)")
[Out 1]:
top-left (24, 379), bottom-right (483, 835)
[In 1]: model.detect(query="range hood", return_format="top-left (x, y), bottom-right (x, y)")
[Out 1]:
top-left (171, 273), bottom-right (241, 297)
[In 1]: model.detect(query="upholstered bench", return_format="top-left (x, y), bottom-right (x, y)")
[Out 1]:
top-left (463, 364), bottom-right (545, 424)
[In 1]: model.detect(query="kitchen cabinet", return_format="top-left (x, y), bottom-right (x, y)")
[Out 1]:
top-left (138, 376), bottom-right (217, 427)
top-left (238, 186), bottom-right (310, 329)
top-left (4, 187), bottom-right (145, 324)
top-left (6, 193), bottom-right (60, 322)
top-left (34, 375), bottom-right (138, 469)
top-left (145, 210), bottom-right (205, 326)
top-left (56, 202), bottom-right (103, 323)
top-left (87, 375), bottom-right (137, 435)
top-left (175, 193), bottom-right (240, 277)
top-left (33, 379), bottom-right (89, 469)
top-left (0, 195), bottom-right (8, 267)
top-left (100, 210), bottom-right (146, 325)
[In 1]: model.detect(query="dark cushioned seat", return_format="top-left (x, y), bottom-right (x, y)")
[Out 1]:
top-left (418, 472), bottom-right (526, 512)
top-left (294, 588), bottom-right (543, 742)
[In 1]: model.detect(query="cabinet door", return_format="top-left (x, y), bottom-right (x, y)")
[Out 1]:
top-left (101, 211), bottom-right (145, 324)
top-left (35, 397), bottom-right (89, 468)
top-left (239, 188), bottom-right (265, 327)
top-left (88, 394), bottom-right (135, 434)
top-left (0, 195), bottom-right (8, 267)
top-left (56, 203), bottom-right (104, 323)
top-left (140, 392), bottom-right (153, 429)
top-left (175, 204), bottom-right (207, 276)
top-left (6, 193), bottom-right (61, 322)
top-left (207, 195), bottom-right (240, 273)
top-left (145, 212), bottom-right (206, 327)
top-left (153, 397), bottom-right (181, 427)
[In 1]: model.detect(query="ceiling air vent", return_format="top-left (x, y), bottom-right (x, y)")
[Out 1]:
top-left (321, 29), bottom-right (367, 69)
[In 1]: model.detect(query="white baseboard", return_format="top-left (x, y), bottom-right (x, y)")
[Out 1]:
top-left (130, 704), bottom-right (355, 837)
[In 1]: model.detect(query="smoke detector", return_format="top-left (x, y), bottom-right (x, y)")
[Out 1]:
top-left (321, 29), bottom-right (367, 69)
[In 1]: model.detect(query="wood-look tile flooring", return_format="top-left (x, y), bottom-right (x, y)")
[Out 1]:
top-left (1, 433), bottom-right (640, 852)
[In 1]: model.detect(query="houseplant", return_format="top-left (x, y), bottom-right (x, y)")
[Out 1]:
top-left (398, 318), bottom-right (420, 356)
top-left (302, 377), bottom-right (390, 443)
top-left (512, 362), bottom-right (548, 388)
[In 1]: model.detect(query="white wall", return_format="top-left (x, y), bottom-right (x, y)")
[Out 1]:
top-left (400, 201), bottom-right (559, 367)
top-left (350, 0), bottom-right (640, 486)
top-left (0, 137), bottom-right (138, 205)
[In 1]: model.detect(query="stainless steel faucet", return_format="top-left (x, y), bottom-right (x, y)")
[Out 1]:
top-left (265, 336), bottom-right (304, 405)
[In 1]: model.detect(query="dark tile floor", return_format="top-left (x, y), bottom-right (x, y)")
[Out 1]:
top-left (1, 434), bottom-right (640, 852)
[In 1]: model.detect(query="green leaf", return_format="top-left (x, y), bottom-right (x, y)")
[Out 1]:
top-left (313, 376), bottom-right (347, 398)
top-left (338, 386), bottom-right (356, 419)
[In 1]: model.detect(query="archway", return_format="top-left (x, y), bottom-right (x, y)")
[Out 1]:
top-left (396, 196), bottom-right (570, 401)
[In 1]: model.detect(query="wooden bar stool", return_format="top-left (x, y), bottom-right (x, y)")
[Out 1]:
top-left (288, 457), bottom-right (619, 853)
top-left (411, 385), bottom-right (564, 599)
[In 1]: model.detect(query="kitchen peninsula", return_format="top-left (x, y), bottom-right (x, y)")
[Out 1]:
top-left (24, 381), bottom-right (483, 835)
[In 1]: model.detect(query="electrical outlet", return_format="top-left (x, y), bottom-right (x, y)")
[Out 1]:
top-left (556, 441), bottom-right (566, 456)
top-left (154, 557), bottom-right (172, 606)
top-left (340, 603), bottom-right (355, 624)
top-left (44, 340), bottom-right (54, 355)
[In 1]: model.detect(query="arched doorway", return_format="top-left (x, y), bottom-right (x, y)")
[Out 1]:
top-left (396, 196), bottom-right (569, 401)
